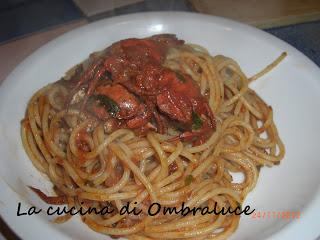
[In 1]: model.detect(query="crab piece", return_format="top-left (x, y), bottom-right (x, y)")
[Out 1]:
top-left (66, 34), bottom-right (183, 107)
top-left (91, 84), bottom-right (152, 131)
top-left (95, 84), bottom-right (140, 119)
top-left (103, 35), bottom-right (183, 85)
top-left (120, 34), bottom-right (184, 63)
top-left (150, 34), bottom-right (185, 47)
top-left (64, 34), bottom-right (214, 144)
top-left (156, 71), bottom-right (215, 143)
top-left (170, 120), bottom-right (213, 145)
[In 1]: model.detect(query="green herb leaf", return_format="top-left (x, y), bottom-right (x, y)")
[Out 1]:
top-left (90, 95), bottom-right (119, 117)
top-left (192, 111), bottom-right (203, 130)
top-left (175, 72), bottom-right (187, 83)
top-left (185, 175), bottom-right (194, 186)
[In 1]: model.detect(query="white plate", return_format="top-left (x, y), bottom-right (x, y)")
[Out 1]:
top-left (1, 12), bottom-right (320, 240)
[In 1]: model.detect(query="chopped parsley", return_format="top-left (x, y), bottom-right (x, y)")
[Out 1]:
top-left (192, 111), bottom-right (203, 130)
top-left (90, 95), bottom-right (119, 117)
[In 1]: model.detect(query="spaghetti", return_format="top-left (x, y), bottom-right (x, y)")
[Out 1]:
top-left (21, 34), bottom-right (285, 239)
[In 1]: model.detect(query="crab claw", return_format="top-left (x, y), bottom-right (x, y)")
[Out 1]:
top-left (169, 113), bottom-right (214, 146)
top-left (169, 128), bottom-right (208, 146)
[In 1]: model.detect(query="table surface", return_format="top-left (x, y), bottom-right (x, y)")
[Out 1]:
top-left (0, 1), bottom-right (319, 239)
